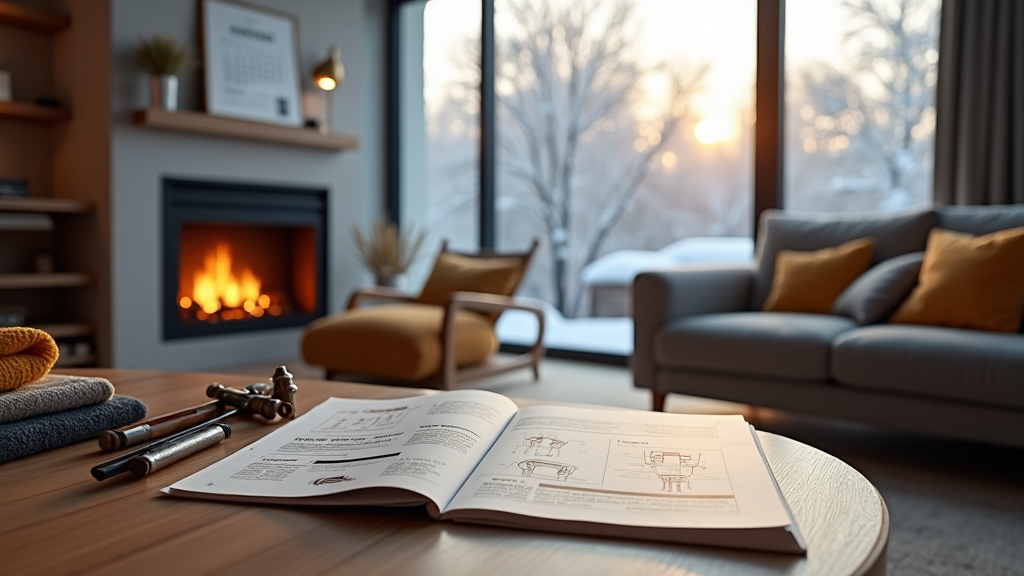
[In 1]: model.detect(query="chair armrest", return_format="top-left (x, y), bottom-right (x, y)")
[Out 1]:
top-left (347, 285), bottom-right (417, 310)
top-left (441, 292), bottom-right (546, 381)
top-left (448, 291), bottom-right (546, 317)
top-left (632, 265), bottom-right (753, 389)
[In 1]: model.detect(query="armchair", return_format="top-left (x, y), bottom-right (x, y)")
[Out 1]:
top-left (303, 241), bottom-right (545, 389)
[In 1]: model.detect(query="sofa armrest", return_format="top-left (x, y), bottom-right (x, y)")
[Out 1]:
top-left (632, 265), bottom-right (754, 389)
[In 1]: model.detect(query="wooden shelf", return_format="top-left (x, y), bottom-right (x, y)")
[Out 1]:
top-left (0, 196), bottom-right (91, 213)
top-left (32, 323), bottom-right (93, 339)
top-left (0, 101), bottom-right (71, 123)
top-left (0, 273), bottom-right (91, 289)
top-left (132, 108), bottom-right (359, 151)
top-left (0, 1), bottom-right (69, 34)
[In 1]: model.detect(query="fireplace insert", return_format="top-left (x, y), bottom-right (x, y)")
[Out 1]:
top-left (162, 179), bottom-right (327, 340)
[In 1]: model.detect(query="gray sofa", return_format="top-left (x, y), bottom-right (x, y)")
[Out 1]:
top-left (633, 206), bottom-right (1024, 448)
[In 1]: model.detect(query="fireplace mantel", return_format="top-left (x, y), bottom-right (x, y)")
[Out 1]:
top-left (132, 108), bottom-right (360, 151)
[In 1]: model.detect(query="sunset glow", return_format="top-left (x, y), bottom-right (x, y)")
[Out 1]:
top-left (694, 117), bottom-right (735, 145)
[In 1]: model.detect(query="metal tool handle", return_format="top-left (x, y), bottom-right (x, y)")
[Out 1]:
top-left (128, 423), bottom-right (231, 478)
top-left (91, 410), bottom-right (238, 481)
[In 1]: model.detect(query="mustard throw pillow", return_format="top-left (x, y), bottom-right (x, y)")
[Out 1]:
top-left (763, 237), bottom-right (875, 314)
top-left (889, 227), bottom-right (1024, 332)
top-left (416, 251), bottom-right (524, 307)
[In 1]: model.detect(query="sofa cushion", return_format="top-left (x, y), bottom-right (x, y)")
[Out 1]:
top-left (833, 252), bottom-right (924, 324)
top-left (655, 312), bottom-right (859, 382)
top-left (890, 227), bottom-right (1024, 333)
top-left (751, 209), bottom-right (936, 309)
top-left (763, 237), bottom-right (874, 314)
top-left (832, 325), bottom-right (1024, 410)
top-left (937, 205), bottom-right (1024, 236)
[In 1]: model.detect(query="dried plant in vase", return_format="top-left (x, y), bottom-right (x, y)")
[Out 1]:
top-left (131, 35), bottom-right (195, 111)
top-left (352, 220), bottom-right (426, 287)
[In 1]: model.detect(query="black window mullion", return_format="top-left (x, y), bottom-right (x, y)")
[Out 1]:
top-left (479, 0), bottom-right (496, 250)
top-left (754, 0), bottom-right (785, 238)
top-left (385, 0), bottom-right (404, 228)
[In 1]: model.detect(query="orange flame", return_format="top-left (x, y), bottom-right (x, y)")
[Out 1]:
top-left (188, 242), bottom-right (264, 315)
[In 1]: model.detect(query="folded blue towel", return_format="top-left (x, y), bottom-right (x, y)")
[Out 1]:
top-left (0, 395), bottom-right (147, 463)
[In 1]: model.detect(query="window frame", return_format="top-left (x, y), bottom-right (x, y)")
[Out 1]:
top-left (386, 0), bottom-right (785, 242)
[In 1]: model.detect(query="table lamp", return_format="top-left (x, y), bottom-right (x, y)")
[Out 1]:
top-left (312, 45), bottom-right (344, 133)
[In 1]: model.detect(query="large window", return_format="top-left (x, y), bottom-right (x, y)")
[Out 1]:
top-left (784, 0), bottom-right (941, 213)
top-left (492, 1), bottom-right (756, 347)
top-left (405, 0), bottom-right (481, 260)
top-left (398, 0), bottom-right (941, 357)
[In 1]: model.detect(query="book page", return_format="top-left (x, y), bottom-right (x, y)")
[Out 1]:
top-left (168, 390), bottom-right (519, 510)
top-left (443, 406), bottom-right (793, 530)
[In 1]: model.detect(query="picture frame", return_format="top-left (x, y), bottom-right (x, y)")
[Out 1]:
top-left (200, 0), bottom-right (303, 126)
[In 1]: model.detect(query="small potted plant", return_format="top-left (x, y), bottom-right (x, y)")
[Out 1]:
top-left (132, 35), bottom-right (194, 111)
top-left (352, 220), bottom-right (425, 288)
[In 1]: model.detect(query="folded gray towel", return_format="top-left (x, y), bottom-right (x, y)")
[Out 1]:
top-left (0, 374), bottom-right (115, 424)
top-left (0, 395), bottom-right (147, 463)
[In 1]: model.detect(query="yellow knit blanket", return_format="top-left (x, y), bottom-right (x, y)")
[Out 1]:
top-left (0, 327), bottom-right (59, 392)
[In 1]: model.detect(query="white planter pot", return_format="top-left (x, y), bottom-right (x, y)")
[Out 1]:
top-left (150, 75), bottom-right (178, 111)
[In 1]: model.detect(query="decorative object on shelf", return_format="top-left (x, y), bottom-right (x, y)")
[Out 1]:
top-left (0, 213), bottom-right (53, 231)
top-left (352, 220), bottom-right (425, 288)
top-left (0, 177), bottom-right (28, 197)
top-left (34, 253), bottom-right (53, 274)
top-left (132, 34), bottom-right (194, 111)
top-left (201, 0), bottom-right (303, 126)
top-left (0, 305), bottom-right (26, 327)
top-left (311, 45), bottom-right (344, 134)
top-left (0, 70), bottom-right (10, 102)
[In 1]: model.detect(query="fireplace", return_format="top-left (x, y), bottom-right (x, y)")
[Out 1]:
top-left (163, 179), bottom-right (327, 340)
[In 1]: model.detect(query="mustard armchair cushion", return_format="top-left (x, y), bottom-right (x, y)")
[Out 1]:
top-left (302, 304), bottom-right (498, 382)
top-left (416, 252), bottom-right (525, 307)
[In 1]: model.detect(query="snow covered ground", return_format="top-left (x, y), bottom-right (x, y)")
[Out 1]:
top-left (580, 237), bottom-right (753, 288)
top-left (498, 237), bottom-right (754, 356)
top-left (497, 303), bottom-right (634, 356)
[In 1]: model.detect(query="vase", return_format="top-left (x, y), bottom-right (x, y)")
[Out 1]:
top-left (375, 274), bottom-right (398, 288)
top-left (150, 75), bottom-right (179, 111)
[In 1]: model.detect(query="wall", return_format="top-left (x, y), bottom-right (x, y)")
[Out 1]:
top-left (110, 0), bottom-right (385, 370)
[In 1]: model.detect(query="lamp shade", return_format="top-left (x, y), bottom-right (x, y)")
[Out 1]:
top-left (313, 45), bottom-right (344, 91)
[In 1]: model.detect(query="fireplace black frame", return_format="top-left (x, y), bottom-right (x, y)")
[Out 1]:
top-left (162, 178), bottom-right (328, 340)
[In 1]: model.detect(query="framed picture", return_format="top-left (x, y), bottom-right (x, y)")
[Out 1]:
top-left (201, 0), bottom-right (303, 126)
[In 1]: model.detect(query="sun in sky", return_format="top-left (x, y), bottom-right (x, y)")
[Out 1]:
top-left (694, 116), bottom-right (737, 145)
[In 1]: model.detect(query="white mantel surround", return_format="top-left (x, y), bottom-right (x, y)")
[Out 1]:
top-left (110, 0), bottom-right (384, 370)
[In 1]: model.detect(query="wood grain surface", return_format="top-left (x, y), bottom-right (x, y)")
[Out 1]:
top-left (132, 108), bottom-right (360, 151)
top-left (0, 370), bottom-right (888, 576)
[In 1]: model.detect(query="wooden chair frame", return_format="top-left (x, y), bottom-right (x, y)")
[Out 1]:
top-left (330, 241), bottom-right (545, 390)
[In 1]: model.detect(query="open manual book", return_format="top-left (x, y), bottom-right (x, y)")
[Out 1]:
top-left (166, 390), bottom-right (806, 554)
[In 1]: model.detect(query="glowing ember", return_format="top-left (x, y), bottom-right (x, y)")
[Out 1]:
top-left (179, 241), bottom-right (282, 322)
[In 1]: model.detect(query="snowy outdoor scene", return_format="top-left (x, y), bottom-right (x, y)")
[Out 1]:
top-left (413, 0), bottom-right (940, 355)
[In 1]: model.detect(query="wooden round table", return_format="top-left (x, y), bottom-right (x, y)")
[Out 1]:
top-left (1, 370), bottom-right (888, 576)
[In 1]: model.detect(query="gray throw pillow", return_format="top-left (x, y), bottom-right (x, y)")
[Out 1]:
top-left (833, 252), bottom-right (924, 324)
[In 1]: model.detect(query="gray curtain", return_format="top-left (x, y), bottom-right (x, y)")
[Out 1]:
top-left (934, 0), bottom-right (1024, 205)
